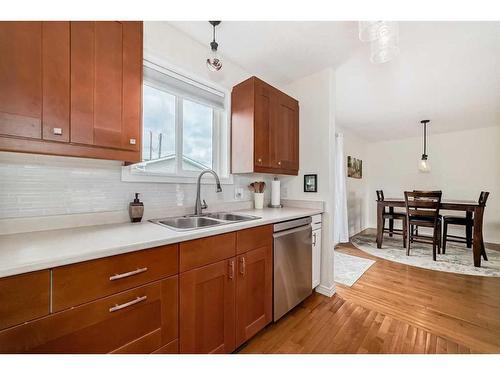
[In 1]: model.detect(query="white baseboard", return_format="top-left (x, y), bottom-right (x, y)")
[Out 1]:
top-left (315, 283), bottom-right (336, 297)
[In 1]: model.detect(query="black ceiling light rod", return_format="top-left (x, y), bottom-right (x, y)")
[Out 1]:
top-left (421, 119), bottom-right (430, 160)
top-left (209, 21), bottom-right (221, 51)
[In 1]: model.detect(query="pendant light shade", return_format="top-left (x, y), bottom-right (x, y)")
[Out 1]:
top-left (206, 21), bottom-right (222, 72)
top-left (418, 120), bottom-right (431, 173)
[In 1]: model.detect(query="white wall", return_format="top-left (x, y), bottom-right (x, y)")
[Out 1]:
top-left (366, 126), bottom-right (500, 243)
top-left (283, 68), bottom-right (336, 296)
top-left (339, 127), bottom-right (370, 237)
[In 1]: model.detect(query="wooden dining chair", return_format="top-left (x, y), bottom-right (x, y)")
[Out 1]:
top-left (443, 191), bottom-right (489, 261)
top-left (410, 190), bottom-right (443, 248)
top-left (376, 190), bottom-right (407, 247)
top-left (404, 191), bottom-right (442, 261)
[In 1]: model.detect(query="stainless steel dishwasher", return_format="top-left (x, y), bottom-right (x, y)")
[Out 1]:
top-left (273, 216), bottom-right (312, 321)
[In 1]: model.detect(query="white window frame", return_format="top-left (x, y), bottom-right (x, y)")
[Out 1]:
top-left (122, 55), bottom-right (233, 185)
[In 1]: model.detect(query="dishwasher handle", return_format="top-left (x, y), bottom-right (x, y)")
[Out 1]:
top-left (273, 224), bottom-right (312, 239)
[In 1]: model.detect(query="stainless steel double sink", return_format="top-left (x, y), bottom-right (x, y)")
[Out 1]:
top-left (150, 212), bottom-right (261, 231)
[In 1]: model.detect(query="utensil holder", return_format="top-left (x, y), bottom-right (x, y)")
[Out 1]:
top-left (254, 193), bottom-right (264, 209)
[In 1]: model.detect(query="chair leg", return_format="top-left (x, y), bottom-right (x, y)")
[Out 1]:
top-left (481, 240), bottom-right (488, 261)
top-left (442, 221), bottom-right (448, 254)
top-left (389, 217), bottom-right (394, 237)
top-left (402, 218), bottom-right (407, 248)
top-left (406, 221), bottom-right (411, 256)
top-left (466, 222), bottom-right (473, 248)
top-left (438, 221), bottom-right (442, 254)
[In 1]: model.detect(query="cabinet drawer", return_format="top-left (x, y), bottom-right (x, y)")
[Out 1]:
top-left (152, 339), bottom-right (179, 354)
top-left (0, 277), bottom-right (177, 354)
top-left (180, 232), bottom-right (236, 272)
top-left (236, 225), bottom-right (273, 254)
top-left (52, 244), bottom-right (178, 311)
top-left (0, 270), bottom-right (50, 330)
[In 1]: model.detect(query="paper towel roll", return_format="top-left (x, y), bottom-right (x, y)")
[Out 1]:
top-left (271, 179), bottom-right (281, 206)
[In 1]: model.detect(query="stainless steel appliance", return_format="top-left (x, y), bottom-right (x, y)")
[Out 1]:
top-left (273, 216), bottom-right (312, 321)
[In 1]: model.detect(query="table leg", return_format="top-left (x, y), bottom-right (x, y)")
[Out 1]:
top-left (377, 203), bottom-right (384, 248)
top-left (388, 207), bottom-right (394, 237)
top-left (473, 206), bottom-right (485, 267)
top-left (465, 211), bottom-right (473, 248)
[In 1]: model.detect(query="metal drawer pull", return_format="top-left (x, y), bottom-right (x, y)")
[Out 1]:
top-left (109, 295), bottom-right (147, 313)
top-left (109, 267), bottom-right (148, 281)
top-left (229, 260), bottom-right (235, 280)
top-left (240, 257), bottom-right (246, 275)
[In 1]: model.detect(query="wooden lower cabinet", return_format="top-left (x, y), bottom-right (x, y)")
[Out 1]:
top-left (0, 277), bottom-right (177, 354)
top-left (179, 258), bottom-right (236, 354)
top-left (235, 245), bottom-right (273, 347)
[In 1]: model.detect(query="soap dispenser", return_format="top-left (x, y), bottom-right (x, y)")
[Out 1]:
top-left (129, 193), bottom-right (144, 222)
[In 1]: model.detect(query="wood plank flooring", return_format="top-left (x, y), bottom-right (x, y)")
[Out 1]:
top-left (239, 241), bottom-right (500, 354)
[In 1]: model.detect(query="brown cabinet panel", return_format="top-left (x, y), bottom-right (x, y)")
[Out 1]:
top-left (180, 232), bottom-right (236, 272)
top-left (42, 22), bottom-right (70, 142)
top-left (152, 338), bottom-right (179, 354)
top-left (0, 270), bottom-right (50, 331)
top-left (0, 278), bottom-right (178, 353)
top-left (0, 22), bottom-right (42, 138)
top-left (236, 224), bottom-right (273, 255)
top-left (235, 246), bottom-right (273, 347)
top-left (52, 244), bottom-right (178, 312)
top-left (179, 258), bottom-right (236, 354)
top-left (231, 76), bottom-right (299, 176)
top-left (70, 21), bottom-right (95, 145)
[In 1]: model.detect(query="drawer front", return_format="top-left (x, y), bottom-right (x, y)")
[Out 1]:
top-left (180, 232), bottom-right (236, 272)
top-left (0, 277), bottom-right (178, 354)
top-left (52, 244), bottom-right (178, 312)
top-left (236, 224), bottom-right (273, 254)
top-left (152, 339), bottom-right (178, 354)
top-left (0, 270), bottom-right (50, 330)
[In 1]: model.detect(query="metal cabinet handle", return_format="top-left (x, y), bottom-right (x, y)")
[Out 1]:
top-left (240, 257), bottom-right (246, 275)
top-left (313, 232), bottom-right (317, 246)
top-left (277, 161), bottom-right (282, 166)
top-left (257, 158), bottom-right (262, 164)
top-left (109, 267), bottom-right (148, 281)
top-left (53, 128), bottom-right (63, 135)
top-left (229, 260), bottom-right (235, 279)
top-left (129, 138), bottom-right (136, 145)
top-left (109, 295), bottom-right (147, 313)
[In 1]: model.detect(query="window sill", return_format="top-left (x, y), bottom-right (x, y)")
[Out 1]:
top-left (121, 165), bottom-right (234, 185)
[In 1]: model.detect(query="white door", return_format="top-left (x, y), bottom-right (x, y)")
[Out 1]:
top-left (312, 228), bottom-right (321, 288)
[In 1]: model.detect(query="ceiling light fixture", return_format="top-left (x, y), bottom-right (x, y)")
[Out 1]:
top-left (419, 120), bottom-right (431, 173)
top-left (206, 21), bottom-right (222, 72)
top-left (358, 21), bottom-right (400, 64)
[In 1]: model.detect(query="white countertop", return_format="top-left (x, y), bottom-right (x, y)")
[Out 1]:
top-left (0, 207), bottom-right (322, 278)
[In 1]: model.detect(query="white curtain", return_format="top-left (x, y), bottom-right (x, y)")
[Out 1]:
top-left (333, 133), bottom-right (349, 244)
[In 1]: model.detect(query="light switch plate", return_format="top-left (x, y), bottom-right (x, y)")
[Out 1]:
top-left (234, 187), bottom-right (244, 200)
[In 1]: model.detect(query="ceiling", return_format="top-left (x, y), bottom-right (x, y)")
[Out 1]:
top-left (168, 21), bottom-right (360, 85)
top-left (169, 21), bottom-right (499, 141)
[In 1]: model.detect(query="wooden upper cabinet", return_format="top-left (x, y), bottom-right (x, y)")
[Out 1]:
top-left (179, 258), bottom-right (236, 354)
top-left (231, 76), bottom-right (299, 176)
top-left (70, 21), bottom-right (142, 152)
top-left (0, 21), bottom-right (142, 162)
top-left (0, 22), bottom-right (43, 139)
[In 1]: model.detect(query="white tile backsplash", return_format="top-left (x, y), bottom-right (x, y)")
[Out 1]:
top-left (0, 152), bottom-right (272, 221)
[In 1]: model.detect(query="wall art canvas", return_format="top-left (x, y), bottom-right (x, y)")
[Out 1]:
top-left (347, 156), bottom-right (362, 179)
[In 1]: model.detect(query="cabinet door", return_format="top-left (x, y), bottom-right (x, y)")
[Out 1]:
top-left (273, 91), bottom-right (299, 172)
top-left (312, 229), bottom-right (321, 289)
top-left (179, 258), bottom-right (236, 354)
top-left (70, 21), bottom-right (142, 151)
top-left (0, 22), bottom-right (42, 139)
top-left (235, 246), bottom-right (272, 347)
top-left (254, 79), bottom-right (274, 169)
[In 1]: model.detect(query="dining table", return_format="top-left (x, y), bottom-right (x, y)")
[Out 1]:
top-left (376, 198), bottom-right (486, 267)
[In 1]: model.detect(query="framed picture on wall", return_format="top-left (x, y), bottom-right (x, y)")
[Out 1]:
top-left (304, 174), bottom-right (318, 192)
top-left (347, 156), bottom-right (362, 179)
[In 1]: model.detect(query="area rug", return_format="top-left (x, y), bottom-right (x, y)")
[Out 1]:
top-left (334, 251), bottom-right (376, 286)
top-left (351, 232), bottom-right (500, 277)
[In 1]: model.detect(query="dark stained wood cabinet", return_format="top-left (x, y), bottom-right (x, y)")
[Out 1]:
top-left (0, 277), bottom-right (178, 354)
top-left (0, 21), bottom-right (142, 163)
top-left (231, 76), bottom-right (299, 175)
top-left (179, 258), bottom-right (236, 354)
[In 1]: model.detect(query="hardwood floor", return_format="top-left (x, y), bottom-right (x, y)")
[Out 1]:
top-left (239, 241), bottom-right (500, 354)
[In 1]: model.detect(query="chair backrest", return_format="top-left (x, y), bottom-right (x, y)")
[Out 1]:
top-left (376, 190), bottom-right (384, 201)
top-left (478, 191), bottom-right (490, 206)
top-left (404, 191), bottom-right (442, 221)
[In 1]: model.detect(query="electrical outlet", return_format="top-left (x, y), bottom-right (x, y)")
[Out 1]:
top-left (234, 187), bottom-right (244, 200)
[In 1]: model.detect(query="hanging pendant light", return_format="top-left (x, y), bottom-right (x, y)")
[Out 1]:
top-left (358, 21), bottom-right (400, 64)
top-left (206, 21), bottom-right (222, 72)
top-left (419, 120), bottom-right (431, 173)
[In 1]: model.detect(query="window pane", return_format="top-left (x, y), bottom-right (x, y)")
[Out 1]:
top-left (142, 85), bottom-right (176, 173)
top-left (182, 99), bottom-right (213, 171)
